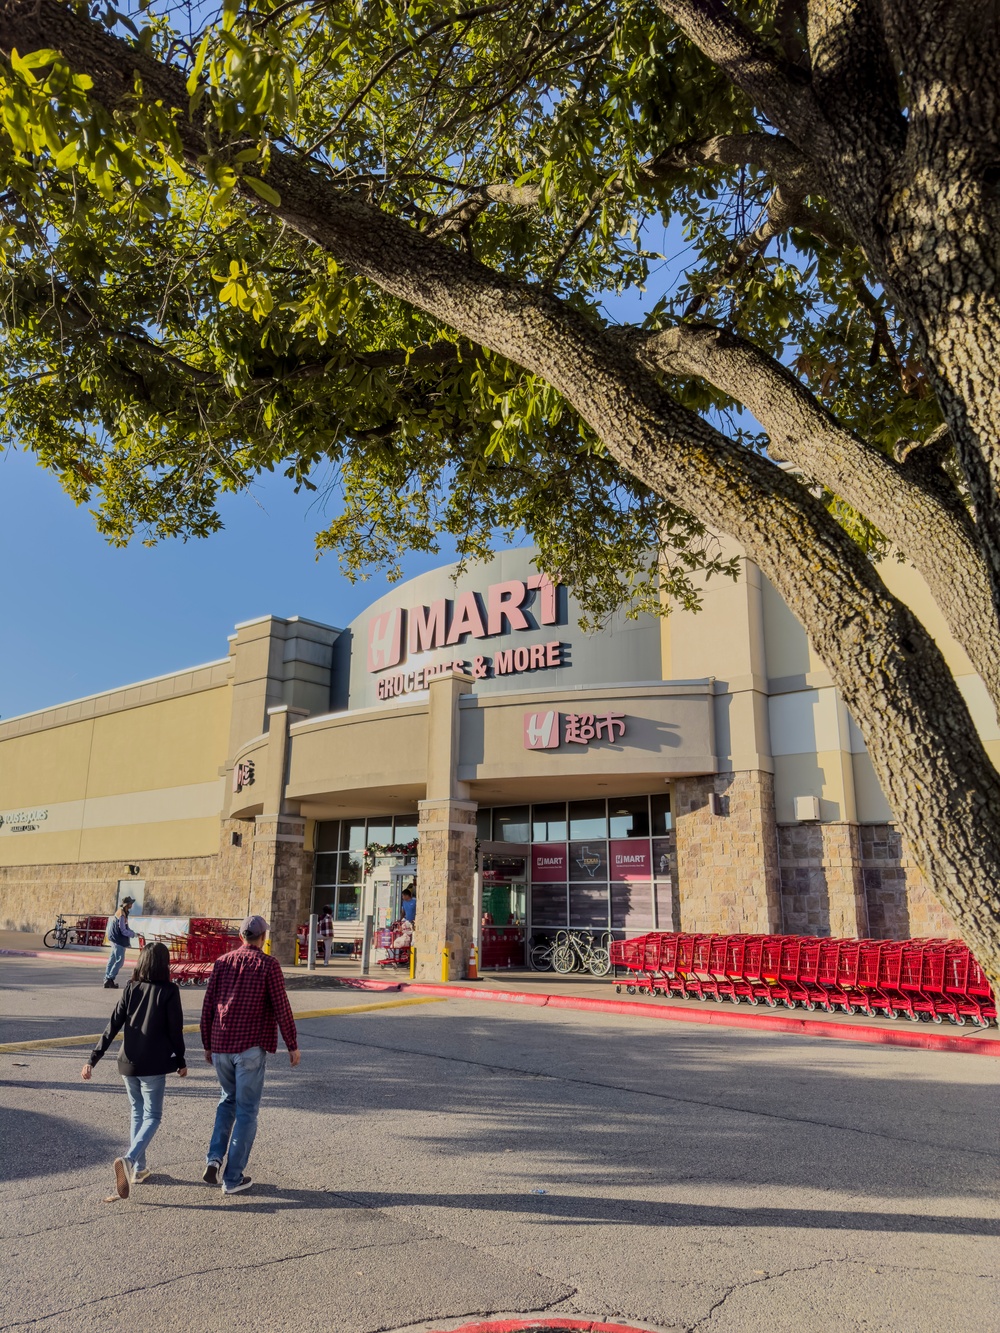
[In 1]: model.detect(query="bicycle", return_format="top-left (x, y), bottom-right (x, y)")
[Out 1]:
top-left (43, 914), bottom-right (78, 950)
top-left (528, 933), bottom-right (557, 971)
top-left (551, 929), bottom-right (612, 977)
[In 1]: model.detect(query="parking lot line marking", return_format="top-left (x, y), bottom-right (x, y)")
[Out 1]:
top-left (0, 995), bottom-right (447, 1053)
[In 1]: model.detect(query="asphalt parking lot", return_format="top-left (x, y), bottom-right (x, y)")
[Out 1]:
top-left (1, 955), bottom-right (998, 1332)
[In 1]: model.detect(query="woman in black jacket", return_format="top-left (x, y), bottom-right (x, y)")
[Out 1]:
top-left (81, 941), bottom-right (188, 1198)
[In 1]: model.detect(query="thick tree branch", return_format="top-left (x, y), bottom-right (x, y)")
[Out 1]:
top-left (652, 0), bottom-right (821, 145)
top-left (635, 321), bottom-right (1000, 715)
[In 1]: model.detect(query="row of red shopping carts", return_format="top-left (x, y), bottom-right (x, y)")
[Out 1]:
top-left (160, 919), bottom-right (240, 984)
top-left (608, 932), bottom-right (996, 1028)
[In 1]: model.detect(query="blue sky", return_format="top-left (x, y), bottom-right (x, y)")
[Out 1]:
top-left (0, 445), bottom-right (461, 719)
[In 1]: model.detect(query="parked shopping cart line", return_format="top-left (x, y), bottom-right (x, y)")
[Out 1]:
top-left (609, 932), bottom-right (996, 1028)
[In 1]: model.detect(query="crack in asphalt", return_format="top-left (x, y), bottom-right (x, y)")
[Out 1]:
top-left (296, 1026), bottom-right (1000, 1161)
top-left (685, 1256), bottom-right (847, 1331)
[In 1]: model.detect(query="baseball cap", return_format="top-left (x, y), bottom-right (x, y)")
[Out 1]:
top-left (240, 914), bottom-right (269, 937)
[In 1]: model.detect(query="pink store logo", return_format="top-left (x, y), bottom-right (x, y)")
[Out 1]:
top-left (523, 711), bottom-right (626, 750)
top-left (367, 607), bottom-right (404, 672)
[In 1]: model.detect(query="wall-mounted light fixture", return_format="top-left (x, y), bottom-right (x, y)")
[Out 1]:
top-left (127, 864), bottom-right (141, 875)
top-left (231, 831), bottom-right (243, 848)
top-left (708, 792), bottom-right (723, 816)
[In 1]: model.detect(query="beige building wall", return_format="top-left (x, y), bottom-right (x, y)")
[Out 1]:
top-left (0, 664), bottom-right (234, 929)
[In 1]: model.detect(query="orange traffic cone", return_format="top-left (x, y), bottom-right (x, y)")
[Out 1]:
top-left (468, 944), bottom-right (479, 980)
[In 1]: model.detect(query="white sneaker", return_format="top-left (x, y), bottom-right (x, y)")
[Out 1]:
top-left (133, 1168), bottom-right (151, 1183)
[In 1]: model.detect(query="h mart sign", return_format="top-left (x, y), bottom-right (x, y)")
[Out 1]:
top-left (523, 710), bottom-right (627, 749)
top-left (367, 573), bottom-right (560, 673)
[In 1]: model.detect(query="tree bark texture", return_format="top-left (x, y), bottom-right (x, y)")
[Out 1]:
top-left (2, 0), bottom-right (1000, 979)
top-left (639, 324), bottom-right (1000, 719)
top-left (660, 0), bottom-right (1000, 675)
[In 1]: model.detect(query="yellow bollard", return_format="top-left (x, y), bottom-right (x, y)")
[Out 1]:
top-left (441, 946), bottom-right (450, 983)
top-left (293, 937), bottom-right (300, 965)
top-left (409, 946), bottom-right (416, 980)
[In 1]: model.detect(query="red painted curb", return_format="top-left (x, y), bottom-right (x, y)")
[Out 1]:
top-left (351, 978), bottom-right (1000, 1057)
top-left (432, 1320), bottom-right (661, 1332)
top-left (0, 947), bottom-right (107, 965)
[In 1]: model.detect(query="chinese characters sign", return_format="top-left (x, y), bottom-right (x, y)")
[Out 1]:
top-left (523, 711), bottom-right (626, 750)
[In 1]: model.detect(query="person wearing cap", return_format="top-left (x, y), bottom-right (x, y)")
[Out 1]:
top-left (199, 914), bottom-right (300, 1196)
top-left (104, 896), bottom-right (136, 989)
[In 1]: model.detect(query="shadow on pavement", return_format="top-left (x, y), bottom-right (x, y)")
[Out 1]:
top-left (0, 1105), bottom-right (118, 1181)
top-left (126, 1178), bottom-right (1000, 1238)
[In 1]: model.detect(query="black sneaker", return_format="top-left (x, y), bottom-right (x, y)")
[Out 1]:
top-left (222, 1175), bottom-right (252, 1195)
top-left (202, 1162), bottom-right (220, 1185)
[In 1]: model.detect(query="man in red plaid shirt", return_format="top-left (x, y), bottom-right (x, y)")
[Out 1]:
top-left (200, 914), bottom-right (300, 1195)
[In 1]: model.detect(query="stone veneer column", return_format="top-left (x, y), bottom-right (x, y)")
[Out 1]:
top-left (860, 824), bottom-right (958, 938)
top-left (413, 669), bottom-right (476, 981)
top-left (777, 823), bottom-right (868, 937)
top-left (249, 814), bottom-right (312, 965)
top-left (673, 771), bottom-right (781, 933)
top-left (245, 703), bottom-right (312, 964)
top-left (413, 797), bottom-right (478, 981)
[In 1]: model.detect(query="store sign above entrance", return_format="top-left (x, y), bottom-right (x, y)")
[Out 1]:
top-left (368, 574), bottom-right (563, 697)
top-left (523, 710), bottom-right (626, 750)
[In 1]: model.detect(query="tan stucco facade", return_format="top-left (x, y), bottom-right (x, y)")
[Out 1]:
top-left (1, 543), bottom-right (987, 966)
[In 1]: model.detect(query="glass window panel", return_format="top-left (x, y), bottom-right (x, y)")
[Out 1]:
top-left (650, 793), bottom-right (672, 836)
top-left (531, 802), bottom-right (567, 842)
top-left (315, 822), bottom-right (340, 853)
top-left (655, 880), bottom-right (675, 932)
top-left (484, 883), bottom-right (512, 925)
top-left (611, 881), bottom-right (654, 931)
top-left (569, 799), bottom-right (607, 839)
top-left (341, 819), bottom-right (367, 851)
top-left (313, 853), bottom-right (339, 885)
top-left (494, 805), bottom-right (530, 843)
top-left (335, 885), bottom-right (361, 921)
top-left (366, 817), bottom-right (393, 845)
top-left (652, 834), bottom-right (675, 879)
top-left (392, 817), bottom-right (418, 843)
top-left (608, 795), bottom-right (650, 839)
top-left (569, 883), bottom-right (609, 928)
top-left (340, 853), bottom-right (362, 885)
top-left (569, 841), bottom-right (608, 881)
top-left (476, 807), bottom-right (493, 841)
top-left (530, 883), bottom-right (568, 927)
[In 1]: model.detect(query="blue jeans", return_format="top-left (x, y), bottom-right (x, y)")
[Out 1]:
top-left (207, 1048), bottom-right (267, 1187)
top-left (105, 942), bottom-right (127, 981)
top-left (121, 1074), bottom-right (166, 1170)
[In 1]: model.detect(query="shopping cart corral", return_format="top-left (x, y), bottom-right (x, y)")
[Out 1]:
top-left (609, 932), bottom-right (996, 1027)
top-left (157, 918), bottom-right (240, 985)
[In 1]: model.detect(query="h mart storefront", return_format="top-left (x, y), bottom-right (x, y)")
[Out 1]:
top-left (1, 544), bottom-right (980, 976)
